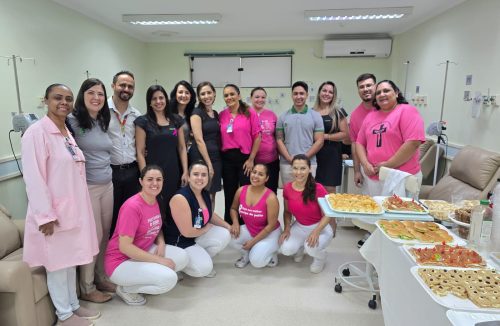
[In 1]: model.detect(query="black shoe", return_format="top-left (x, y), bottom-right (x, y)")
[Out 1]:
top-left (357, 239), bottom-right (365, 248)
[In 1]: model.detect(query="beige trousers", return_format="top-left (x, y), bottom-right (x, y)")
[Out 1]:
top-left (79, 181), bottom-right (114, 294)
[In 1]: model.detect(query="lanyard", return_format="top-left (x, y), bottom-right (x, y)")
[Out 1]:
top-left (114, 111), bottom-right (129, 135)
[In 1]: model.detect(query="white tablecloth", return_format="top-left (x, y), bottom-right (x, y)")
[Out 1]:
top-left (361, 229), bottom-right (453, 326)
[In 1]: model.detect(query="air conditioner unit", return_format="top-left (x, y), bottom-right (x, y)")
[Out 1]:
top-left (323, 38), bottom-right (392, 58)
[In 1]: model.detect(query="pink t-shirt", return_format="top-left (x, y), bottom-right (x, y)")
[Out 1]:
top-left (238, 185), bottom-right (280, 237)
top-left (253, 108), bottom-right (278, 164)
top-left (219, 107), bottom-right (261, 154)
top-left (356, 104), bottom-right (425, 178)
top-left (283, 182), bottom-right (328, 226)
top-left (349, 102), bottom-right (374, 142)
top-left (104, 193), bottom-right (162, 276)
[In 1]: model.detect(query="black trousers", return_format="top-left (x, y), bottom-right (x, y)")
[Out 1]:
top-left (110, 163), bottom-right (140, 236)
top-left (221, 149), bottom-right (250, 224)
top-left (261, 159), bottom-right (280, 194)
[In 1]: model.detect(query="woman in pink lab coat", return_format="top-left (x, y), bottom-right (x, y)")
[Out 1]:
top-left (21, 84), bottom-right (100, 326)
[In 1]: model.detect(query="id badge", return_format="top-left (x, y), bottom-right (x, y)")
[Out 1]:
top-left (194, 208), bottom-right (203, 229)
top-left (226, 118), bottom-right (234, 133)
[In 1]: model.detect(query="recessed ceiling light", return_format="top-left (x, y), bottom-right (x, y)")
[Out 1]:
top-left (305, 7), bottom-right (412, 22)
top-left (123, 14), bottom-right (221, 25)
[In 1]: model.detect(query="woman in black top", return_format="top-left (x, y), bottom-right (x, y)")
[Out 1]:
top-left (135, 85), bottom-right (188, 219)
top-left (168, 161), bottom-right (232, 278)
top-left (189, 81), bottom-right (222, 207)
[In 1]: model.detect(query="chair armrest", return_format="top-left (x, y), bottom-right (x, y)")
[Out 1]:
top-left (0, 260), bottom-right (38, 326)
top-left (0, 260), bottom-right (33, 293)
top-left (11, 219), bottom-right (25, 244)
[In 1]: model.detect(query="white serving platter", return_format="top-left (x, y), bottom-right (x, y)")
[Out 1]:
top-left (373, 196), bottom-right (429, 215)
top-left (410, 266), bottom-right (500, 313)
top-left (325, 194), bottom-right (384, 215)
top-left (446, 310), bottom-right (500, 326)
top-left (449, 212), bottom-right (471, 228)
top-left (376, 220), bottom-right (467, 246)
top-left (402, 244), bottom-right (491, 269)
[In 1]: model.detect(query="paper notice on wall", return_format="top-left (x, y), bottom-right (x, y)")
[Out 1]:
top-left (471, 91), bottom-right (482, 118)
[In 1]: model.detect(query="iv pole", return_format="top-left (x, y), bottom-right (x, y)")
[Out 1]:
top-left (432, 60), bottom-right (457, 186)
top-left (1, 54), bottom-right (35, 114)
top-left (403, 60), bottom-right (410, 96)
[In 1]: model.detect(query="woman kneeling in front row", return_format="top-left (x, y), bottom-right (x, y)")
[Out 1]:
top-left (168, 161), bottom-right (232, 277)
top-left (230, 163), bottom-right (280, 268)
top-left (104, 165), bottom-right (188, 306)
top-left (279, 154), bottom-right (333, 273)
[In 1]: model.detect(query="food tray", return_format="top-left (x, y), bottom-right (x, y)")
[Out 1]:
top-left (420, 200), bottom-right (457, 221)
top-left (376, 221), bottom-right (467, 246)
top-left (402, 244), bottom-right (491, 269)
top-left (410, 266), bottom-right (500, 313)
top-left (374, 196), bottom-right (429, 215)
top-left (446, 310), bottom-right (500, 326)
top-left (325, 194), bottom-right (384, 215)
top-left (449, 212), bottom-right (471, 228)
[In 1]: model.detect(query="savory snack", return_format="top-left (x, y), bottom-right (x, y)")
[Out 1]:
top-left (417, 268), bottom-right (500, 308)
top-left (378, 220), bottom-right (453, 243)
top-left (382, 194), bottom-right (427, 213)
top-left (410, 244), bottom-right (486, 268)
top-left (420, 200), bottom-right (457, 221)
top-left (326, 193), bottom-right (383, 214)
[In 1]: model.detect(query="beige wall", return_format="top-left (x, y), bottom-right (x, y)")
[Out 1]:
top-left (144, 41), bottom-right (391, 116)
top-left (390, 0), bottom-right (500, 152)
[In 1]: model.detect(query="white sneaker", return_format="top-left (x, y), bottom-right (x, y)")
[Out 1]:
top-left (310, 258), bottom-right (326, 274)
top-left (205, 269), bottom-right (217, 278)
top-left (267, 253), bottom-right (279, 267)
top-left (293, 247), bottom-right (305, 263)
top-left (115, 286), bottom-right (146, 306)
top-left (234, 254), bottom-right (250, 268)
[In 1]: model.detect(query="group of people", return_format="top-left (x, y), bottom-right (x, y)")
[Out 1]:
top-left (21, 70), bottom-right (425, 326)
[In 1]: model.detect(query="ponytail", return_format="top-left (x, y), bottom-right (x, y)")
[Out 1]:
top-left (302, 173), bottom-right (316, 204)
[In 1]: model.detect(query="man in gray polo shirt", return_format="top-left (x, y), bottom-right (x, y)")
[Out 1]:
top-left (276, 81), bottom-right (324, 185)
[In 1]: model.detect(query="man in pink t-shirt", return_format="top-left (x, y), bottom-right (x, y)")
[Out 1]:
top-left (349, 73), bottom-right (376, 190)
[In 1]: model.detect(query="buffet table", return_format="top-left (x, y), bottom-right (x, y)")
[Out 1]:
top-left (317, 197), bottom-right (450, 325)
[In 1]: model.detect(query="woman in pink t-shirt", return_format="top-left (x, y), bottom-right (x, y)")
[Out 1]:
top-left (251, 87), bottom-right (280, 194)
top-left (219, 84), bottom-right (262, 224)
top-left (355, 80), bottom-right (425, 195)
top-left (279, 154), bottom-right (333, 274)
top-left (104, 165), bottom-right (188, 306)
top-left (229, 163), bottom-right (280, 268)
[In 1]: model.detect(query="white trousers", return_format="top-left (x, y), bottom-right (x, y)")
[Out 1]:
top-left (280, 221), bottom-right (333, 260)
top-left (109, 244), bottom-right (188, 295)
top-left (46, 266), bottom-right (80, 321)
top-left (279, 163), bottom-right (317, 186)
top-left (230, 225), bottom-right (281, 268)
top-left (182, 225), bottom-right (231, 277)
top-left (80, 181), bottom-right (114, 294)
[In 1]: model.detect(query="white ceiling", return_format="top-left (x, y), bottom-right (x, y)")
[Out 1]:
top-left (52, 0), bottom-right (466, 42)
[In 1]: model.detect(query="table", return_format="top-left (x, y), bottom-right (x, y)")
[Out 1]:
top-left (318, 197), bottom-right (434, 311)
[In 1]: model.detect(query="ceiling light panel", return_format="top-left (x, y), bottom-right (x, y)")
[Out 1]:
top-left (123, 14), bottom-right (221, 25)
top-left (305, 7), bottom-right (412, 22)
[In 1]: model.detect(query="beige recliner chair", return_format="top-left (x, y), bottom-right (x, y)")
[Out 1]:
top-left (0, 204), bottom-right (56, 326)
top-left (419, 145), bottom-right (500, 201)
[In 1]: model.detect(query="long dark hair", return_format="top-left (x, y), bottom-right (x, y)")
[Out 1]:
top-left (169, 80), bottom-right (196, 123)
top-left (223, 84), bottom-right (250, 117)
top-left (196, 81), bottom-right (216, 112)
top-left (373, 80), bottom-right (408, 110)
top-left (73, 78), bottom-right (110, 132)
top-left (291, 154), bottom-right (316, 204)
top-left (146, 85), bottom-right (182, 129)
